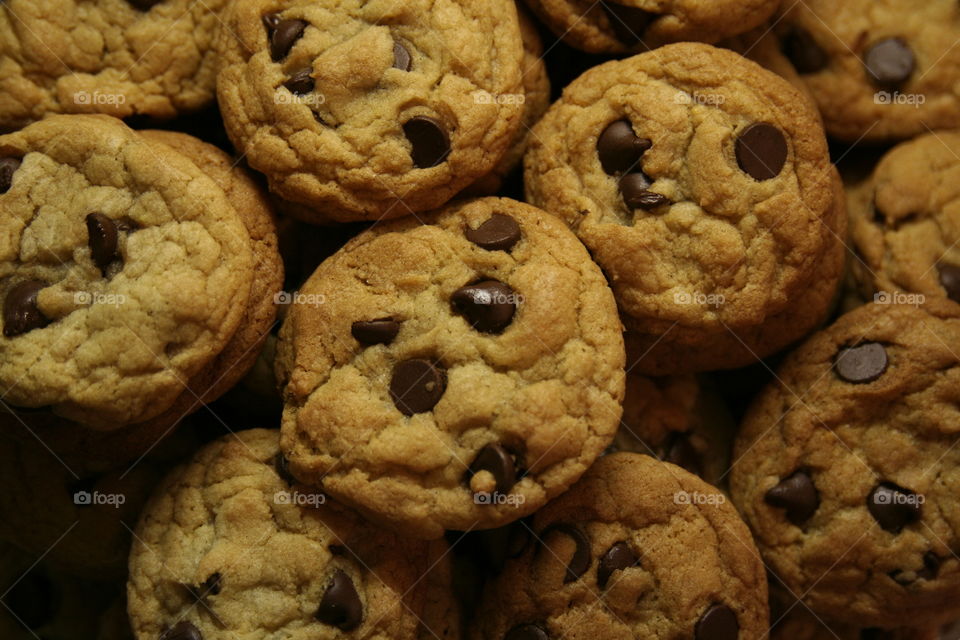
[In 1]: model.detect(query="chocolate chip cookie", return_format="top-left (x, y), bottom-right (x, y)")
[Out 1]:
top-left (525, 43), bottom-right (846, 375)
top-left (471, 452), bottom-right (769, 639)
top-left (0, 0), bottom-right (226, 130)
top-left (127, 429), bottom-right (458, 640)
top-left (0, 115), bottom-right (282, 430)
top-left (276, 197), bottom-right (625, 539)
top-left (216, 0), bottom-right (525, 222)
top-left (848, 130), bottom-right (960, 306)
top-left (771, 0), bottom-right (960, 142)
top-left (730, 300), bottom-right (960, 627)
top-left (769, 598), bottom-right (938, 640)
top-left (521, 0), bottom-right (778, 54)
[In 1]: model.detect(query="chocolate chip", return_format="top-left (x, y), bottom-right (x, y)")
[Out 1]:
top-left (781, 26), bottom-right (828, 74)
top-left (0, 157), bottom-right (21, 194)
top-left (465, 214), bottom-right (521, 251)
top-left (736, 123), bottom-right (788, 181)
top-left (835, 342), bottom-right (888, 384)
top-left (393, 41), bottom-right (412, 71)
top-left (269, 19), bottom-right (307, 61)
top-left (505, 624), bottom-right (549, 640)
top-left (868, 482), bottom-right (922, 533)
top-left (468, 444), bottom-right (517, 494)
top-left (541, 524), bottom-right (591, 583)
top-left (597, 120), bottom-right (651, 175)
top-left (765, 470), bottom-right (819, 526)
top-left (938, 263), bottom-right (960, 303)
top-left (160, 621), bottom-right (202, 640)
top-left (451, 280), bottom-right (517, 333)
top-left (597, 542), bottom-right (638, 589)
top-left (85, 213), bottom-right (119, 271)
top-left (3, 280), bottom-right (49, 337)
top-left (283, 68), bottom-right (314, 95)
top-left (202, 573), bottom-right (222, 596)
top-left (918, 551), bottom-right (941, 580)
top-left (403, 116), bottom-right (450, 168)
top-left (662, 432), bottom-right (702, 476)
top-left (128, 0), bottom-right (164, 10)
top-left (316, 569), bottom-right (362, 631)
top-left (351, 319), bottom-right (400, 345)
top-left (390, 359), bottom-right (446, 415)
top-left (696, 604), bottom-right (739, 640)
top-left (601, 2), bottom-right (657, 44)
top-left (865, 38), bottom-right (915, 88)
top-left (274, 454), bottom-right (297, 485)
top-left (620, 172), bottom-right (668, 210)
top-left (262, 13), bottom-right (281, 31)
top-left (2, 567), bottom-right (58, 629)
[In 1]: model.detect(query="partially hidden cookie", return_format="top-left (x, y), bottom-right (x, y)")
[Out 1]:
top-left (848, 130), bottom-right (960, 306)
top-left (471, 452), bottom-right (769, 639)
top-left (216, 0), bottom-right (525, 222)
top-left (0, 115), bottom-right (282, 430)
top-left (769, 597), bottom-right (938, 640)
top-left (521, 0), bottom-right (778, 54)
top-left (127, 429), bottom-right (458, 640)
top-left (276, 197), bottom-right (625, 539)
top-left (0, 0), bottom-right (226, 130)
top-left (525, 43), bottom-right (846, 375)
top-left (769, 1), bottom-right (960, 142)
top-left (730, 301), bottom-right (960, 627)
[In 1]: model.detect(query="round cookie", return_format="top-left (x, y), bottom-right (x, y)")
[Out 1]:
top-left (215, 0), bottom-right (525, 222)
top-left (0, 115), bottom-right (280, 430)
top-left (848, 130), bottom-right (960, 306)
top-left (276, 197), bottom-right (625, 539)
top-left (770, 0), bottom-right (960, 142)
top-left (127, 428), bottom-right (458, 640)
top-left (0, 0), bottom-right (226, 130)
top-left (730, 301), bottom-right (960, 627)
top-left (521, 0), bottom-right (778, 54)
top-left (525, 43), bottom-right (846, 375)
top-left (470, 452), bottom-right (769, 639)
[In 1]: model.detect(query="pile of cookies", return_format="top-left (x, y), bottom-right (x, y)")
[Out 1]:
top-left (1, 1), bottom-right (959, 639)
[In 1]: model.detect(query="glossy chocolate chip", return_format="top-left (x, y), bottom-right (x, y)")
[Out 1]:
top-left (868, 482), bottom-right (922, 533)
top-left (601, 2), bottom-right (656, 44)
top-left (597, 120), bottom-right (651, 175)
top-left (835, 342), bottom-right (888, 384)
top-left (403, 116), bottom-right (450, 168)
top-left (541, 524), bottom-right (591, 583)
top-left (351, 318), bottom-right (400, 345)
top-left (269, 19), bottom-right (307, 61)
top-left (451, 280), bottom-right (517, 333)
top-left (736, 123), bottom-right (787, 181)
top-left (918, 551), bottom-right (942, 580)
top-left (0, 157), bottom-right (21, 194)
top-left (865, 38), bottom-right (915, 87)
top-left (160, 621), bottom-right (202, 640)
top-left (283, 68), bottom-right (314, 95)
top-left (465, 214), bottom-right (521, 251)
top-left (390, 359), bottom-right (446, 415)
top-left (781, 26), bottom-right (828, 74)
top-left (597, 542), bottom-right (638, 589)
top-left (662, 432), bottom-right (702, 476)
top-left (274, 454), bottom-right (297, 485)
top-left (393, 41), bottom-right (412, 71)
top-left (620, 172), bottom-right (668, 210)
top-left (468, 444), bottom-right (517, 493)
top-left (3, 568), bottom-right (58, 629)
top-left (128, 0), bottom-right (164, 10)
top-left (696, 604), bottom-right (739, 640)
top-left (765, 470), bottom-right (819, 526)
top-left (938, 263), bottom-right (960, 303)
top-left (505, 624), bottom-right (549, 640)
top-left (316, 569), bottom-right (362, 631)
top-left (262, 13), bottom-right (281, 31)
top-left (86, 213), bottom-right (119, 270)
top-left (3, 280), bottom-right (49, 337)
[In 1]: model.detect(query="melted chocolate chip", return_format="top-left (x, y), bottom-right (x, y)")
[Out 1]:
top-left (695, 604), bottom-right (739, 640)
top-left (468, 444), bottom-right (517, 494)
top-left (620, 172), bottom-right (668, 210)
top-left (597, 120), bottom-right (651, 175)
top-left (601, 2), bottom-right (657, 44)
top-left (159, 621), bottom-right (202, 640)
top-left (202, 573), bottom-right (222, 596)
top-left (128, 0), bottom-right (165, 10)
top-left (86, 213), bottom-right (119, 271)
top-left (781, 26), bottom-right (828, 74)
top-left (867, 482), bottom-right (922, 533)
top-left (0, 156), bottom-right (21, 194)
top-left (505, 624), bottom-right (549, 640)
top-left (736, 123), bottom-right (788, 181)
top-left (269, 19), bottom-right (307, 61)
top-left (3, 280), bottom-right (49, 337)
top-left (765, 470), bottom-right (819, 526)
top-left (403, 116), bottom-right (451, 168)
top-left (835, 342), bottom-right (888, 384)
top-left (864, 38), bottom-right (915, 88)
top-left (316, 569), bottom-right (362, 631)
top-left (351, 318), bottom-right (400, 345)
top-left (451, 280), bottom-right (517, 333)
top-left (465, 214), bottom-right (521, 251)
top-left (390, 359), bottom-right (447, 415)
top-left (283, 68), bottom-right (314, 95)
top-left (938, 263), bottom-right (960, 303)
top-left (597, 542), bottom-right (638, 589)
top-left (541, 524), bottom-right (591, 583)
top-left (393, 41), bottom-right (412, 71)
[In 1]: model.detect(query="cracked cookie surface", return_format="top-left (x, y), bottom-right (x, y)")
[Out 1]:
top-left (216, 0), bottom-right (524, 222)
top-left (730, 301), bottom-right (960, 627)
top-left (0, 115), bottom-right (254, 429)
top-left (0, 0), bottom-right (226, 130)
top-left (525, 43), bottom-right (845, 375)
top-left (471, 452), bottom-right (769, 639)
top-left (276, 197), bottom-right (625, 539)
